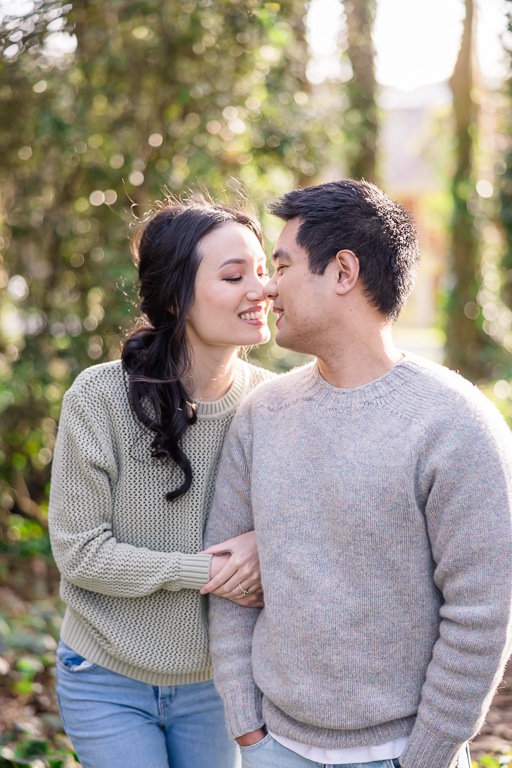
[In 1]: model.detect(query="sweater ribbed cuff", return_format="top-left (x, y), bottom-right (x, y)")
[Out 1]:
top-left (222, 683), bottom-right (264, 740)
top-left (180, 553), bottom-right (212, 589)
top-left (400, 720), bottom-right (461, 768)
top-left (163, 554), bottom-right (212, 591)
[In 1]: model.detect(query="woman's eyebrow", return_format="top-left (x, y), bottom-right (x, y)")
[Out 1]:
top-left (217, 258), bottom-right (247, 269)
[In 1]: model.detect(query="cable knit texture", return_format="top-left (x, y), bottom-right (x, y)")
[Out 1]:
top-left (205, 354), bottom-right (512, 768)
top-left (49, 357), bottom-right (274, 686)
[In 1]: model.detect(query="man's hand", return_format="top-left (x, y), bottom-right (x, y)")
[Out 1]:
top-left (236, 728), bottom-right (267, 747)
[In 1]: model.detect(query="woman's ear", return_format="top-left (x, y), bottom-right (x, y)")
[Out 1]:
top-left (334, 249), bottom-right (359, 295)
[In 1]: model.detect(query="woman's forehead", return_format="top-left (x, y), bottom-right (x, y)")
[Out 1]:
top-left (199, 221), bottom-right (266, 267)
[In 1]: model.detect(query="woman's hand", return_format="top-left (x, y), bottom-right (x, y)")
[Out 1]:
top-left (199, 530), bottom-right (263, 606)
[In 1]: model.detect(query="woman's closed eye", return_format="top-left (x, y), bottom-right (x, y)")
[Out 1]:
top-left (223, 270), bottom-right (269, 283)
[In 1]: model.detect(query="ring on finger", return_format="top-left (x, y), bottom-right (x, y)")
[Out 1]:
top-left (238, 582), bottom-right (250, 596)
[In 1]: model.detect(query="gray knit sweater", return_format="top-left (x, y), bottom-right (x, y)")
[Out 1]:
top-left (205, 355), bottom-right (512, 768)
top-left (49, 357), bottom-right (273, 685)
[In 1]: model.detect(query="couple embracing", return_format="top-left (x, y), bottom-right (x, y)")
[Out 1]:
top-left (49, 180), bottom-right (512, 768)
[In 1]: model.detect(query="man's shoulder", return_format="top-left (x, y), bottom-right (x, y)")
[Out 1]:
top-left (400, 354), bottom-right (510, 433)
top-left (402, 354), bottom-right (483, 402)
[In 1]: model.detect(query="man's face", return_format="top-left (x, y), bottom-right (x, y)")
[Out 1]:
top-left (265, 218), bottom-right (333, 354)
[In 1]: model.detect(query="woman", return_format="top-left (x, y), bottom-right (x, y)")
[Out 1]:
top-left (48, 199), bottom-right (275, 768)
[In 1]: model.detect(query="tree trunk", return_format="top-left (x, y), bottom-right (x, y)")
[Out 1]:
top-left (343, 0), bottom-right (378, 182)
top-left (445, 0), bottom-right (485, 381)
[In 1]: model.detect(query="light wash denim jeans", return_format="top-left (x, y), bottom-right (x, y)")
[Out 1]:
top-left (239, 733), bottom-right (472, 768)
top-left (56, 641), bottom-right (237, 768)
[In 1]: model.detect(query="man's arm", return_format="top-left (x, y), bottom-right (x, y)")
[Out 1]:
top-left (204, 406), bottom-right (265, 742)
top-left (401, 402), bottom-right (512, 768)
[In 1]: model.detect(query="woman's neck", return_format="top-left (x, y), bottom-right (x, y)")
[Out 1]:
top-left (184, 344), bottom-right (239, 402)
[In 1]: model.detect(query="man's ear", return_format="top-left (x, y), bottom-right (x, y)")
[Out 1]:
top-left (334, 249), bottom-right (359, 295)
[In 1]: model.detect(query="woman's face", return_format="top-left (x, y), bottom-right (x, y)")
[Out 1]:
top-left (186, 221), bottom-right (271, 351)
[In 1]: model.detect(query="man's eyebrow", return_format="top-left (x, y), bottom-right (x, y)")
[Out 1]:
top-left (272, 248), bottom-right (292, 263)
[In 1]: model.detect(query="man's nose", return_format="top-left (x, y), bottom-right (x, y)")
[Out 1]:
top-left (264, 275), bottom-right (278, 300)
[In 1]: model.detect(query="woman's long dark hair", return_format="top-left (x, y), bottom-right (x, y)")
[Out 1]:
top-left (122, 198), bottom-right (263, 501)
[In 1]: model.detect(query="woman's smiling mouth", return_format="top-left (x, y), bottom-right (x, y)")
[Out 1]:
top-left (239, 306), bottom-right (267, 325)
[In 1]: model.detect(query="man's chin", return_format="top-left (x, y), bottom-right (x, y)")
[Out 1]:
top-left (274, 331), bottom-right (310, 356)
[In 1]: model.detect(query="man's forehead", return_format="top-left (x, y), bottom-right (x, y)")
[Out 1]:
top-left (272, 218), bottom-right (303, 260)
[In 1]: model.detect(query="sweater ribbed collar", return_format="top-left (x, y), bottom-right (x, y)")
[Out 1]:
top-left (194, 358), bottom-right (249, 419)
top-left (302, 355), bottom-right (415, 408)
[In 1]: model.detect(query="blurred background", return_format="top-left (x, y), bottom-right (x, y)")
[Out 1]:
top-left (1, 0), bottom-right (512, 765)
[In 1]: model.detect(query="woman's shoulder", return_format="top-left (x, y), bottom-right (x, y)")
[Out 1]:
top-left (238, 359), bottom-right (277, 393)
top-left (65, 360), bottom-right (127, 405)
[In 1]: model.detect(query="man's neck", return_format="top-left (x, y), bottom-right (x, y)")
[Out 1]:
top-left (316, 326), bottom-right (403, 390)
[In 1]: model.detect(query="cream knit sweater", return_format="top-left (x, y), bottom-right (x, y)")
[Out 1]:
top-left (49, 357), bottom-right (273, 685)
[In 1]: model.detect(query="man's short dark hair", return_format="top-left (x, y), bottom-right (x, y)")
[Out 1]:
top-left (269, 179), bottom-right (419, 322)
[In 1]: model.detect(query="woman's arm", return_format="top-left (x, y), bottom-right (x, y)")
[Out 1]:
top-left (49, 390), bottom-right (213, 596)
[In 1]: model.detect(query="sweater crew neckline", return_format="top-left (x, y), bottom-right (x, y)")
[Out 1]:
top-left (302, 355), bottom-right (414, 407)
top-left (194, 358), bottom-right (249, 419)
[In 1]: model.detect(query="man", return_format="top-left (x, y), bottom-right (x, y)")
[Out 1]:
top-left (202, 180), bottom-right (512, 768)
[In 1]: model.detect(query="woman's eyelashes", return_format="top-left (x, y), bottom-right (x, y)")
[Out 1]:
top-left (222, 270), bottom-right (269, 283)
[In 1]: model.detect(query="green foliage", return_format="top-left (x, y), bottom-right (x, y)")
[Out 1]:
top-left (0, 0), bottom-right (323, 564)
top-left (497, 0), bottom-right (512, 349)
top-left (0, 589), bottom-right (77, 768)
top-left (477, 755), bottom-right (512, 768)
top-left (1, 3), bottom-right (511, 762)
top-left (443, 0), bottom-right (512, 382)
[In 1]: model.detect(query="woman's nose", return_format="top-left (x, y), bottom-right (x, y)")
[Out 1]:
top-left (246, 277), bottom-right (268, 300)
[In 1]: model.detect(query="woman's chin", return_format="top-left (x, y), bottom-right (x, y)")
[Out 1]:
top-left (236, 327), bottom-right (271, 348)
top-left (251, 327), bottom-right (271, 346)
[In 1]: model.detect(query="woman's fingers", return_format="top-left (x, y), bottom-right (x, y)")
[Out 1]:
top-left (225, 559), bottom-right (260, 588)
top-left (200, 530), bottom-right (258, 561)
top-left (200, 553), bottom-right (261, 595)
top-left (198, 541), bottom-right (232, 555)
top-left (200, 556), bottom-right (237, 594)
top-left (228, 591), bottom-right (264, 608)
top-left (212, 572), bottom-right (261, 599)
top-left (200, 531), bottom-right (260, 593)
top-left (199, 531), bottom-right (253, 556)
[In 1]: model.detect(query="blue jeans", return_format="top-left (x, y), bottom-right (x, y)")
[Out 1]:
top-left (239, 733), bottom-right (472, 768)
top-left (56, 641), bottom-right (237, 768)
